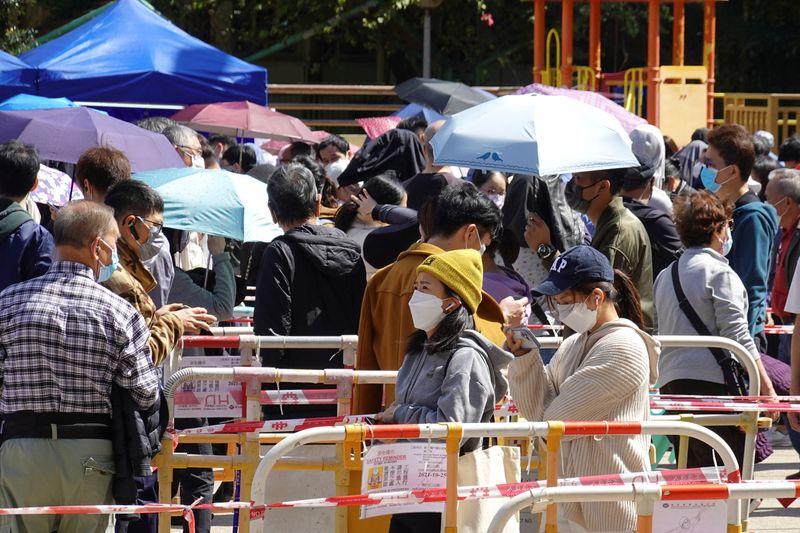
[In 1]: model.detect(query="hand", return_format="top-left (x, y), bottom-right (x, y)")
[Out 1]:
top-left (524, 212), bottom-right (551, 250)
top-left (504, 327), bottom-right (531, 357)
top-left (499, 296), bottom-right (529, 327)
top-left (374, 403), bottom-right (398, 424)
top-left (207, 235), bottom-right (226, 255)
top-left (172, 306), bottom-right (217, 334)
top-left (156, 303), bottom-right (184, 319)
top-left (352, 189), bottom-right (377, 224)
top-left (760, 377), bottom-right (780, 423)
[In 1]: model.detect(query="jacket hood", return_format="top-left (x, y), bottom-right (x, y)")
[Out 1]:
top-left (586, 319), bottom-right (660, 386)
top-left (396, 241), bottom-right (445, 262)
top-left (0, 197), bottom-right (29, 234)
top-left (282, 224), bottom-right (363, 277)
top-left (459, 329), bottom-right (515, 399)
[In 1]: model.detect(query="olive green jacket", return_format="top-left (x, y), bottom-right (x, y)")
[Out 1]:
top-left (592, 197), bottom-right (655, 329)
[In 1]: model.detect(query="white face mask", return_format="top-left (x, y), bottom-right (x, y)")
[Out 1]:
top-left (325, 158), bottom-right (350, 187)
top-left (487, 192), bottom-right (505, 210)
top-left (555, 294), bottom-right (598, 334)
top-left (408, 290), bottom-right (447, 332)
top-left (191, 154), bottom-right (205, 169)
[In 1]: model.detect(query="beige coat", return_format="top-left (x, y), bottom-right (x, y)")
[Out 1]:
top-left (508, 319), bottom-right (660, 532)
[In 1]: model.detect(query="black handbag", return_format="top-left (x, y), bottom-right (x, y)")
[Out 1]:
top-left (670, 261), bottom-right (749, 397)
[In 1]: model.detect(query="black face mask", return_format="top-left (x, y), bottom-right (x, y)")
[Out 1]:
top-left (565, 179), bottom-right (601, 213)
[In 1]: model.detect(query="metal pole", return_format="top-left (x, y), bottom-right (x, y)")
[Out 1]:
top-left (673, 0), bottom-right (686, 66)
top-left (423, 9), bottom-right (432, 77)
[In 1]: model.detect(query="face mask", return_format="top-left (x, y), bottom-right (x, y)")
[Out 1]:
top-left (139, 229), bottom-right (161, 262)
top-left (408, 290), bottom-right (447, 332)
top-left (191, 155), bottom-right (205, 169)
top-left (722, 226), bottom-right (733, 256)
top-left (96, 244), bottom-right (119, 283)
top-left (565, 179), bottom-right (600, 213)
top-left (775, 198), bottom-right (789, 220)
top-left (325, 158), bottom-right (350, 187)
top-left (555, 294), bottom-right (598, 334)
top-left (487, 192), bottom-right (505, 210)
top-left (700, 165), bottom-right (734, 193)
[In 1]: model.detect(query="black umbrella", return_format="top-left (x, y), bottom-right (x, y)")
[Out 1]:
top-left (395, 77), bottom-right (495, 115)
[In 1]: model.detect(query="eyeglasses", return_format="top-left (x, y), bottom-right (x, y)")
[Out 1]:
top-left (176, 144), bottom-right (202, 158)
top-left (137, 216), bottom-right (163, 236)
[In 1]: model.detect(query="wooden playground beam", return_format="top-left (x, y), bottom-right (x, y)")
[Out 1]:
top-left (647, 0), bottom-right (661, 124)
top-left (533, 0), bottom-right (547, 83)
top-left (561, 0), bottom-right (574, 87)
top-left (673, 0), bottom-right (685, 65)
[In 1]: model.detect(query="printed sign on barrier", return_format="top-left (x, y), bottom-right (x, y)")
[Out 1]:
top-left (360, 442), bottom-right (447, 519)
top-left (174, 356), bottom-right (243, 418)
top-left (653, 501), bottom-right (726, 533)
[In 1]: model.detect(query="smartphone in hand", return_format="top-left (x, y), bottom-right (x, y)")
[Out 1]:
top-left (510, 326), bottom-right (541, 351)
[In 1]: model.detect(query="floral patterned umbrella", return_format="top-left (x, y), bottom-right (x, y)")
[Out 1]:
top-left (29, 164), bottom-right (82, 206)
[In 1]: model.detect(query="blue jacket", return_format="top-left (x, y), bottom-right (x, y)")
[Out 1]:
top-left (0, 198), bottom-right (54, 293)
top-left (728, 199), bottom-right (779, 337)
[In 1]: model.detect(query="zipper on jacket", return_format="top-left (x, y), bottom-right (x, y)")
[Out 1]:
top-left (403, 350), bottom-right (429, 404)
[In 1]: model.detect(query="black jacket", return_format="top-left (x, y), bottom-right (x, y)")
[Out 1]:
top-left (623, 197), bottom-right (683, 279)
top-left (254, 224), bottom-right (366, 369)
top-left (503, 174), bottom-right (565, 251)
top-left (111, 385), bottom-right (167, 507)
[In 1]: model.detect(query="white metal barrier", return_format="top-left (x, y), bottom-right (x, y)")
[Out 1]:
top-left (250, 420), bottom-right (741, 533)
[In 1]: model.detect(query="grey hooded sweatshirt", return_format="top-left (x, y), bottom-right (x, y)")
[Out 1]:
top-left (392, 329), bottom-right (514, 452)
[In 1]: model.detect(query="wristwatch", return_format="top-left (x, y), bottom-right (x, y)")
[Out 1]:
top-left (536, 243), bottom-right (556, 260)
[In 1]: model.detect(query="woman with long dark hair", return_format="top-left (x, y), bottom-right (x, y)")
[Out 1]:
top-left (506, 245), bottom-right (659, 532)
top-left (375, 249), bottom-right (513, 533)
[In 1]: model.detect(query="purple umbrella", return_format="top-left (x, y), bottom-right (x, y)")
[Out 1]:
top-left (0, 107), bottom-right (184, 171)
top-left (514, 83), bottom-right (647, 134)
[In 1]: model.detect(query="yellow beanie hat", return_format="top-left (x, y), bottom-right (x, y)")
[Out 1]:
top-left (417, 249), bottom-right (484, 314)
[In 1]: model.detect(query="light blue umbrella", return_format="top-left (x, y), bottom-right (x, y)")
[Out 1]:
top-left (429, 94), bottom-right (639, 176)
top-left (0, 93), bottom-right (78, 111)
top-left (134, 168), bottom-right (282, 243)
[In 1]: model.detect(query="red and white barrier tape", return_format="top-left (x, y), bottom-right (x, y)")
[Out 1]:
top-left (259, 389), bottom-right (338, 406)
top-left (0, 501), bottom-right (258, 533)
top-left (178, 414), bottom-right (376, 435)
top-left (651, 399), bottom-right (800, 413)
top-left (268, 467), bottom-right (741, 509)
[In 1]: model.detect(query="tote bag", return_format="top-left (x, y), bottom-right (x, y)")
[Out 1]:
top-left (456, 446), bottom-right (521, 533)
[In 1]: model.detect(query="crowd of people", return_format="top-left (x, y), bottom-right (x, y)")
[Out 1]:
top-left (1, 111), bottom-right (800, 532)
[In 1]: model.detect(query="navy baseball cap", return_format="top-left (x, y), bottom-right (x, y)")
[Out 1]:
top-left (532, 245), bottom-right (614, 296)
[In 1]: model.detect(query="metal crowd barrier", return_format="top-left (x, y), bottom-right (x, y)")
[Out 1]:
top-left (249, 421), bottom-right (740, 533)
top-left (158, 334), bottom-right (765, 533)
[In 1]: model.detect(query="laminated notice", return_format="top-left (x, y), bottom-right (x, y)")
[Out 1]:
top-left (360, 442), bottom-right (447, 519)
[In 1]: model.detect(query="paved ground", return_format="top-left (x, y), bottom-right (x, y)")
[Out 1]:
top-left (176, 444), bottom-right (800, 532)
top-left (748, 443), bottom-right (800, 532)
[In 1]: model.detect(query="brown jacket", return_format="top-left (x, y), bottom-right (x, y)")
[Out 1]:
top-left (102, 240), bottom-right (184, 366)
top-left (352, 242), bottom-right (506, 415)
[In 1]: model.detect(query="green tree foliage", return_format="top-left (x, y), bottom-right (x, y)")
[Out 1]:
top-left (5, 0), bottom-right (800, 91)
top-left (0, 0), bottom-right (36, 55)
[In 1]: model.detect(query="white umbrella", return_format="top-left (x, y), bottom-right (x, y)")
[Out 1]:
top-left (429, 94), bottom-right (639, 176)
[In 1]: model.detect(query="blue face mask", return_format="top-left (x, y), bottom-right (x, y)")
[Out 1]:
top-left (97, 243), bottom-right (119, 283)
top-left (700, 165), bottom-right (721, 192)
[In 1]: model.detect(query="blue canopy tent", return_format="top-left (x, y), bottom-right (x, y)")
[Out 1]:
top-left (0, 51), bottom-right (35, 101)
top-left (21, 0), bottom-right (267, 106)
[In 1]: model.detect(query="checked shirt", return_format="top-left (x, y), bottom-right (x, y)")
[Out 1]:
top-left (0, 261), bottom-right (159, 414)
